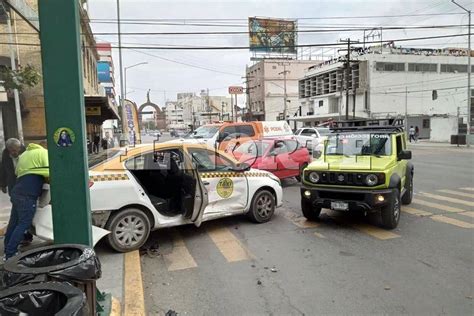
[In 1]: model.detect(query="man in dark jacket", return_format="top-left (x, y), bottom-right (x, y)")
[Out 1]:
top-left (0, 138), bottom-right (25, 195)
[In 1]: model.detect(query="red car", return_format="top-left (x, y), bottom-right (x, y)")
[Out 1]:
top-left (232, 138), bottom-right (311, 180)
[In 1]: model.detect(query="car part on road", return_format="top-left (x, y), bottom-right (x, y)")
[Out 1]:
top-left (248, 190), bottom-right (276, 223)
top-left (381, 188), bottom-right (401, 229)
top-left (105, 208), bottom-right (151, 252)
top-left (0, 282), bottom-right (87, 316)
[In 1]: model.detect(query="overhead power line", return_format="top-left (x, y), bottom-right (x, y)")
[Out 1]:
top-left (1, 33), bottom-right (468, 50)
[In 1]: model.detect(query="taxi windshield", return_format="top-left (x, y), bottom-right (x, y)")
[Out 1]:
top-left (186, 126), bottom-right (219, 139)
top-left (325, 133), bottom-right (392, 156)
top-left (235, 141), bottom-right (270, 157)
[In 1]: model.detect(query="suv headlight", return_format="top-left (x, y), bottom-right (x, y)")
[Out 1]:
top-left (308, 172), bottom-right (320, 183)
top-left (365, 174), bottom-right (378, 186)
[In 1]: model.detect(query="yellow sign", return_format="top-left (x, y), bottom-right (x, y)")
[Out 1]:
top-left (216, 177), bottom-right (233, 199)
top-left (86, 106), bottom-right (101, 116)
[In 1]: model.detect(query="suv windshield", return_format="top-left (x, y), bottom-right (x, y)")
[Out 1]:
top-left (186, 126), bottom-right (219, 139)
top-left (325, 133), bottom-right (392, 156)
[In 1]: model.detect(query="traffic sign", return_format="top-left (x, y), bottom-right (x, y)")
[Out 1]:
top-left (228, 86), bottom-right (244, 94)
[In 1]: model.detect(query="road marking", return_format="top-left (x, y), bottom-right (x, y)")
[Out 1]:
top-left (164, 230), bottom-right (198, 271)
top-left (124, 250), bottom-right (145, 316)
top-left (459, 187), bottom-right (474, 191)
top-left (437, 189), bottom-right (473, 199)
top-left (412, 198), bottom-right (466, 213)
top-left (110, 297), bottom-right (122, 316)
top-left (282, 211), bottom-right (320, 228)
top-left (430, 215), bottom-right (474, 229)
top-left (402, 207), bottom-right (433, 217)
top-left (314, 232), bottom-right (326, 239)
top-left (351, 223), bottom-right (401, 240)
top-left (459, 211), bottom-right (474, 218)
top-left (207, 226), bottom-right (251, 262)
top-left (419, 192), bottom-right (474, 207)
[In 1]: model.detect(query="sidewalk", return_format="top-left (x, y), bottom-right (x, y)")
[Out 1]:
top-left (408, 140), bottom-right (474, 150)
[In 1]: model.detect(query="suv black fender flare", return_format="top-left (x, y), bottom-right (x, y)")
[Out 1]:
top-left (388, 173), bottom-right (401, 191)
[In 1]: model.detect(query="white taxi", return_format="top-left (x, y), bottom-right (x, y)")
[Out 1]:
top-left (40, 143), bottom-right (282, 252)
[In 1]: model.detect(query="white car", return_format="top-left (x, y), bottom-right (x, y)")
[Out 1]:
top-left (34, 143), bottom-right (283, 252)
top-left (294, 127), bottom-right (331, 151)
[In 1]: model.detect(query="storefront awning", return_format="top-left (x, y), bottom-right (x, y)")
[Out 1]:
top-left (84, 95), bottom-right (120, 124)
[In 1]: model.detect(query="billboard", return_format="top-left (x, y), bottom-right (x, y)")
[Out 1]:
top-left (248, 17), bottom-right (297, 54)
top-left (122, 100), bottom-right (141, 145)
top-left (97, 62), bottom-right (111, 83)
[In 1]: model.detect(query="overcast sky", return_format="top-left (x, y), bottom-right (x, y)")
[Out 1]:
top-left (88, 0), bottom-right (472, 111)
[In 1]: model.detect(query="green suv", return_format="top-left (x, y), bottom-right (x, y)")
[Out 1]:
top-left (300, 120), bottom-right (413, 229)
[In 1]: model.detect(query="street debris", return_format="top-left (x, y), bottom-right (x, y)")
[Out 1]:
top-left (257, 280), bottom-right (262, 285)
top-left (384, 286), bottom-right (391, 291)
top-left (165, 310), bottom-right (178, 316)
top-left (270, 267), bottom-right (278, 273)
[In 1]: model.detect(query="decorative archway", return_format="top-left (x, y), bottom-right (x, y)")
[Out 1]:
top-left (138, 90), bottom-right (166, 130)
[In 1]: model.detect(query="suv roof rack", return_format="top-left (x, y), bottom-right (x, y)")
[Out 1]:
top-left (329, 118), bottom-right (405, 133)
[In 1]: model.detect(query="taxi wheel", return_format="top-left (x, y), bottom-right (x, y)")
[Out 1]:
top-left (248, 190), bottom-right (275, 223)
top-left (105, 208), bottom-right (151, 253)
top-left (381, 189), bottom-right (401, 230)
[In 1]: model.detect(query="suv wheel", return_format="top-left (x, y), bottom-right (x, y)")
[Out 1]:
top-left (105, 208), bottom-right (151, 252)
top-left (248, 190), bottom-right (275, 223)
top-left (381, 189), bottom-right (401, 229)
top-left (301, 198), bottom-right (321, 221)
top-left (401, 175), bottom-right (413, 205)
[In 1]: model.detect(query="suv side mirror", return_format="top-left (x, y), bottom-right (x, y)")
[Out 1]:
top-left (398, 150), bottom-right (412, 160)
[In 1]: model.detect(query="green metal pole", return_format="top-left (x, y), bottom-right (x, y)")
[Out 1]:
top-left (38, 0), bottom-right (92, 246)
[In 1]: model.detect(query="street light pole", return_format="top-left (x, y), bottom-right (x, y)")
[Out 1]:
top-left (451, 0), bottom-right (471, 147)
top-left (279, 62), bottom-right (290, 122)
top-left (124, 62), bottom-right (148, 100)
top-left (116, 0), bottom-right (125, 135)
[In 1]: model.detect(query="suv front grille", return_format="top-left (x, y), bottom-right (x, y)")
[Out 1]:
top-left (305, 171), bottom-right (385, 187)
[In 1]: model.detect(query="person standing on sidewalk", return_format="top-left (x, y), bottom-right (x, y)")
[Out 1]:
top-left (3, 143), bottom-right (49, 260)
top-left (93, 134), bottom-right (100, 154)
top-left (408, 126), bottom-right (416, 143)
top-left (0, 138), bottom-right (25, 195)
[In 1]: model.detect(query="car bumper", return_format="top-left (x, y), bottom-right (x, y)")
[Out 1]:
top-left (301, 185), bottom-right (394, 211)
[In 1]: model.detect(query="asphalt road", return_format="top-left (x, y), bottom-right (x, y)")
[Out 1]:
top-left (140, 137), bottom-right (473, 315)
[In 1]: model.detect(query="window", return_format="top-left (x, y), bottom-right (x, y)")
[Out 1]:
top-left (300, 128), bottom-right (316, 136)
top-left (283, 140), bottom-right (299, 153)
top-left (188, 148), bottom-right (234, 172)
top-left (221, 126), bottom-right (237, 138)
top-left (318, 100), bottom-right (324, 107)
top-left (408, 63), bottom-right (437, 72)
top-left (422, 119), bottom-right (430, 128)
top-left (440, 64), bottom-right (468, 73)
top-left (237, 125), bottom-right (255, 137)
top-left (396, 136), bottom-right (403, 155)
top-left (270, 141), bottom-right (289, 155)
top-left (375, 62), bottom-right (405, 72)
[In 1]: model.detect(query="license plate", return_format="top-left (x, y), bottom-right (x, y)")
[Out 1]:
top-left (331, 201), bottom-right (349, 211)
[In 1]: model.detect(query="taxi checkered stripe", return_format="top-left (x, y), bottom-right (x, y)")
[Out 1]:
top-left (200, 172), bottom-right (268, 178)
top-left (89, 174), bottom-right (129, 182)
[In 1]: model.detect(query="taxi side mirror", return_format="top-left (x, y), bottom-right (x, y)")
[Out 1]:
top-left (398, 150), bottom-right (412, 160)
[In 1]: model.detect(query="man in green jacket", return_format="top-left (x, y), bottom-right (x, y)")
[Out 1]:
top-left (3, 143), bottom-right (49, 260)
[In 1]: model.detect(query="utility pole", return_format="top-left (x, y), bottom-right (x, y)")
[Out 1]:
top-left (116, 0), bottom-right (125, 136)
top-left (221, 101), bottom-right (224, 121)
top-left (278, 62), bottom-right (290, 123)
top-left (405, 86), bottom-right (408, 133)
top-left (4, 7), bottom-right (23, 143)
top-left (230, 93), bottom-right (234, 122)
top-left (340, 38), bottom-right (359, 121)
top-left (451, 0), bottom-right (471, 147)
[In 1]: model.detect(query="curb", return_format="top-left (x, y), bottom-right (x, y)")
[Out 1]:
top-left (123, 250), bottom-right (145, 315)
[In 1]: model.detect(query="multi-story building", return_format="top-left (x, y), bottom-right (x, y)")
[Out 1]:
top-left (245, 59), bottom-right (320, 122)
top-left (164, 101), bottom-right (186, 130)
top-left (296, 45), bottom-right (473, 142)
top-left (0, 0), bottom-right (119, 147)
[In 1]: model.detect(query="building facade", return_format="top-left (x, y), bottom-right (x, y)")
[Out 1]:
top-left (245, 59), bottom-right (320, 122)
top-left (296, 46), bottom-right (473, 142)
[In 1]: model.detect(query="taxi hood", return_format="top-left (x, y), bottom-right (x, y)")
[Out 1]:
top-left (309, 155), bottom-right (396, 172)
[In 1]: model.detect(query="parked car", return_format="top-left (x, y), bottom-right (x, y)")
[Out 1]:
top-left (294, 127), bottom-right (331, 151)
top-left (232, 138), bottom-right (310, 181)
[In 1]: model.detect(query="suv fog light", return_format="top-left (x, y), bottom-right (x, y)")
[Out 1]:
top-left (304, 190), bottom-right (312, 198)
top-left (377, 195), bottom-right (385, 202)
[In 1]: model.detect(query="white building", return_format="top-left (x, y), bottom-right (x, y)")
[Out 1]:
top-left (295, 46), bottom-right (473, 142)
top-left (164, 101), bottom-right (187, 130)
top-left (245, 59), bottom-right (320, 122)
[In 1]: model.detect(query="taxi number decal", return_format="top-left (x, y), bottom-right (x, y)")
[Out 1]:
top-left (216, 177), bottom-right (234, 199)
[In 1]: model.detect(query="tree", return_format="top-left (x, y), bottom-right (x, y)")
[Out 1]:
top-left (0, 64), bottom-right (41, 92)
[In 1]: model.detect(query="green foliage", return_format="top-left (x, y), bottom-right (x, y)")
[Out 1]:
top-left (0, 65), bottom-right (41, 92)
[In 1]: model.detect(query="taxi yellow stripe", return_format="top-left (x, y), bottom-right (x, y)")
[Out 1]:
top-left (430, 215), bottom-right (474, 229)
top-left (207, 226), bottom-right (251, 262)
top-left (412, 198), bottom-right (465, 213)
top-left (437, 189), bottom-right (473, 199)
top-left (164, 230), bottom-right (198, 271)
top-left (419, 192), bottom-right (474, 207)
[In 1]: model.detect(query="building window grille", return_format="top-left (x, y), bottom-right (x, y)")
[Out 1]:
top-left (375, 62), bottom-right (405, 72)
top-left (440, 64), bottom-right (468, 73)
top-left (408, 63), bottom-right (437, 72)
top-left (422, 119), bottom-right (430, 129)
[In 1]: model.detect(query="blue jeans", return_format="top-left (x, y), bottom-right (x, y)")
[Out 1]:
top-left (4, 193), bottom-right (37, 259)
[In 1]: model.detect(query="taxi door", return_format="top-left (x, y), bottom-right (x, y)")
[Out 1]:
top-left (186, 146), bottom-right (249, 216)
